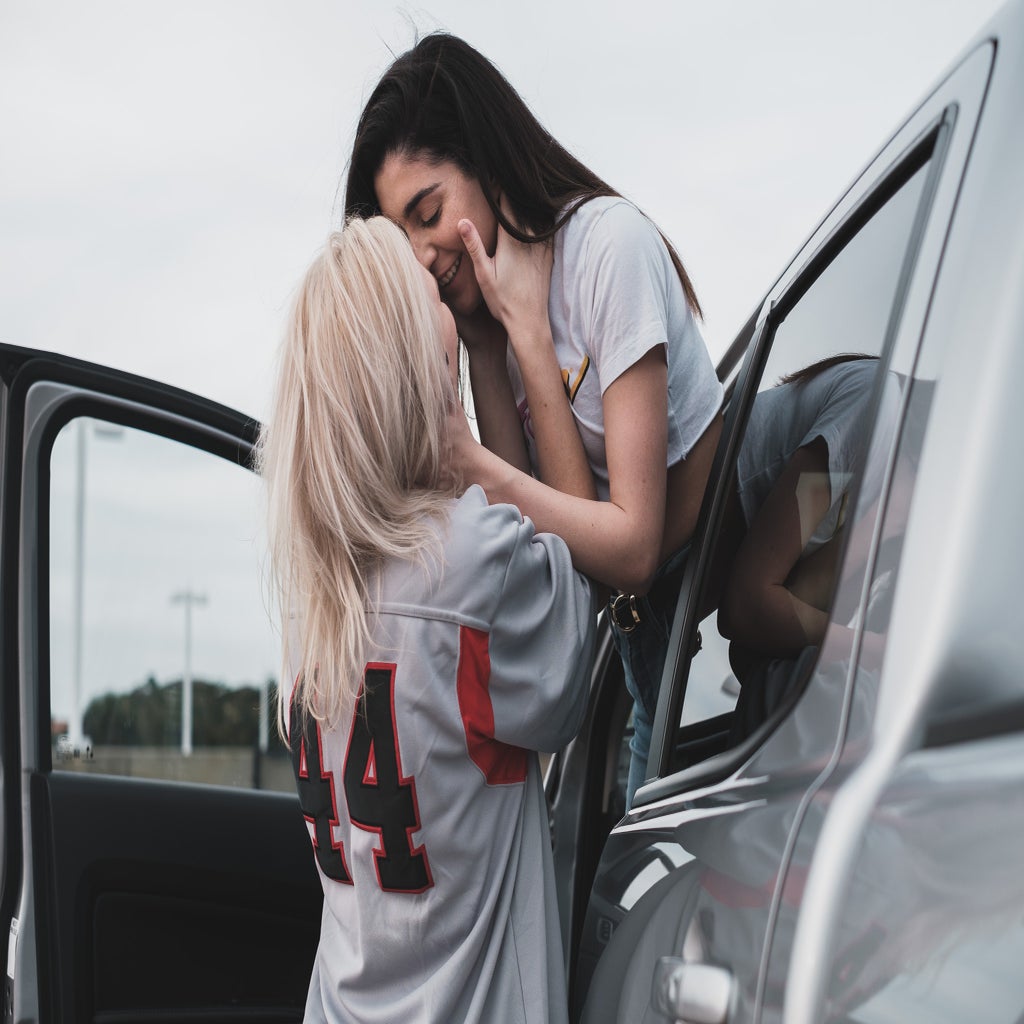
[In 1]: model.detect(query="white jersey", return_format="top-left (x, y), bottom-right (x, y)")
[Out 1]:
top-left (287, 485), bottom-right (596, 1024)
top-left (509, 196), bottom-right (723, 500)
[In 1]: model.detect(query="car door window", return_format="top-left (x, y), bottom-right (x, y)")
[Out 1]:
top-left (666, 143), bottom-right (936, 777)
top-left (47, 415), bottom-right (287, 789)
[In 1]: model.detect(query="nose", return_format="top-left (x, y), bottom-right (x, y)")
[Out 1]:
top-left (410, 232), bottom-right (436, 271)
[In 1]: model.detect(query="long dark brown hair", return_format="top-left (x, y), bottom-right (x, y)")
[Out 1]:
top-left (344, 33), bottom-right (702, 317)
top-left (778, 353), bottom-right (879, 387)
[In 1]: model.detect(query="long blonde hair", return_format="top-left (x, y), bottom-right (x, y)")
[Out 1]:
top-left (258, 216), bottom-right (457, 733)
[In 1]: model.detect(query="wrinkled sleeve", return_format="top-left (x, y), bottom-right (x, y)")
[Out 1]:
top-left (481, 509), bottom-right (597, 753)
top-left (801, 361), bottom-right (886, 508)
top-left (580, 202), bottom-right (675, 393)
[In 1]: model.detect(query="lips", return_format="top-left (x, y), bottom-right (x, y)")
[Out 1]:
top-left (438, 253), bottom-right (461, 290)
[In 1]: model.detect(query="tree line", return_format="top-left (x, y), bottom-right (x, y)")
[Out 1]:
top-left (83, 675), bottom-right (285, 749)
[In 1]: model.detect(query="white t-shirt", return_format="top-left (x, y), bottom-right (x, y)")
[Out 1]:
top-left (736, 359), bottom-right (895, 552)
top-left (287, 486), bottom-right (596, 1024)
top-left (508, 197), bottom-right (723, 501)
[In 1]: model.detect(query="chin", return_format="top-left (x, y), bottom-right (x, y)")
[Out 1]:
top-left (449, 287), bottom-right (485, 318)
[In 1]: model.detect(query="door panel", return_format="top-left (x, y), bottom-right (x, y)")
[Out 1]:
top-left (34, 774), bottom-right (319, 1023)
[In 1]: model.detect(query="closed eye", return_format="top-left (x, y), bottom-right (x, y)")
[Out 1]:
top-left (421, 207), bottom-right (441, 228)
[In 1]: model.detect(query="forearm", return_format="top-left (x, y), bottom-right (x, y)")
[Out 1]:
top-left (465, 343), bottom-right (531, 475)
top-left (507, 320), bottom-right (597, 501)
top-left (720, 441), bottom-right (836, 657)
top-left (461, 438), bottom-right (660, 592)
top-left (721, 576), bottom-right (832, 656)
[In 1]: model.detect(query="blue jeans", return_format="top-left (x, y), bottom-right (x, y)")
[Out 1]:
top-left (609, 545), bottom-right (690, 809)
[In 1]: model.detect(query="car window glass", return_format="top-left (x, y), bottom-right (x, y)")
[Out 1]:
top-left (48, 417), bottom-right (289, 790)
top-left (667, 157), bottom-right (931, 776)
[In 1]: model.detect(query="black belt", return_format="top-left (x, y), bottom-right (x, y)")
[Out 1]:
top-left (608, 557), bottom-right (689, 634)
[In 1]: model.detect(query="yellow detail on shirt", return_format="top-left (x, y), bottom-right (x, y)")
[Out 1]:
top-left (561, 355), bottom-right (590, 403)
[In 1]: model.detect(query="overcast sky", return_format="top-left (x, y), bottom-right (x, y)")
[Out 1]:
top-left (3, 0), bottom-right (1012, 731)
top-left (0, 0), bottom-right (1008, 425)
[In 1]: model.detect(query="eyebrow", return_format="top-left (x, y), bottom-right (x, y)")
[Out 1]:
top-left (403, 183), bottom-right (441, 221)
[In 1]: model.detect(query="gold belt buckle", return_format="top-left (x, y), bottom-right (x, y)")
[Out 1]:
top-left (610, 592), bottom-right (641, 633)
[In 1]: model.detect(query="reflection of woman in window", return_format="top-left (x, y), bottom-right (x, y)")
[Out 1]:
top-left (258, 217), bottom-right (595, 1023)
top-left (709, 355), bottom-right (894, 735)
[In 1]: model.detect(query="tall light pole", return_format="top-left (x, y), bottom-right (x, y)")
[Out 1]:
top-left (171, 589), bottom-right (207, 756)
top-left (259, 677), bottom-right (271, 754)
top-left (70, 419), bottom-right (123, 751)
top-left (70, 421), bottom-right (87, 750)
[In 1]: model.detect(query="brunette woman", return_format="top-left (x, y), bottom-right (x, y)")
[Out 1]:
top-left (346, 34), bottom-right (723, 805)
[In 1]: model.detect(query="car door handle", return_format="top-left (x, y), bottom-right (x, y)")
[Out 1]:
top-left (651, 956), bottom-right (735, 1023)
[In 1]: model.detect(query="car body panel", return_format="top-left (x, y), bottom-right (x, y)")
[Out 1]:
top-left (565, 8), bottom-right (1024, 1019)
top-left (782, 2), bottom-right (1024, 1011)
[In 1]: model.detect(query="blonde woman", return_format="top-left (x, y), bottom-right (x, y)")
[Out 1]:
top-left (258, 217), bottom-right (595, 1024)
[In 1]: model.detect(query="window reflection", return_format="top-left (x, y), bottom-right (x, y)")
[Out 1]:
top-left (669, 158), bottom-right (931, 774)
top-left (710, 356), bottom-right (890, 742)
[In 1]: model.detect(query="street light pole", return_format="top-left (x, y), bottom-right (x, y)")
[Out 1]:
top-left (171, 589), bottom-right (207, 756)
top-left (71, 421), bottom-right (87, 750)
top-left (69, 419), bottom-right (124, 751)
top-left (259, 677), bottom-right (270, 754)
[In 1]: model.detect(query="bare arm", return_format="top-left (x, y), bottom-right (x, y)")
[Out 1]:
top-left (718, 438), bottom-right (835, 655)
top-left (453, 305), bottom-right (532, 475)
top-left (453, 347), bottom-right (672, 593)
top-left (458, 215), bottom-right (596, 502)
top-left (454, 210), bottom-right (721, 591)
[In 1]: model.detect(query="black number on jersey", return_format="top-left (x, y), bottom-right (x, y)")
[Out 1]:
top-left (289, 664), bottom-right (432, 894)
top-left (344, 664), bottom-right (433, 893)
top-left (290, 699), bottom-right (352, 884)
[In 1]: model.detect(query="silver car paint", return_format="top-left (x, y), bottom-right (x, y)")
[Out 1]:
top-left (575, 2), bottom-right (1024, 1020)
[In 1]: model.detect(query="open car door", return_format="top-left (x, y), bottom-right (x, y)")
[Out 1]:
top-left (1, 344), bottom-right (321, 1024)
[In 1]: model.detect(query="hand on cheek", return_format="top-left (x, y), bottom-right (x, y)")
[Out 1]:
top-left (458, 211), bottom-right (552, 341)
